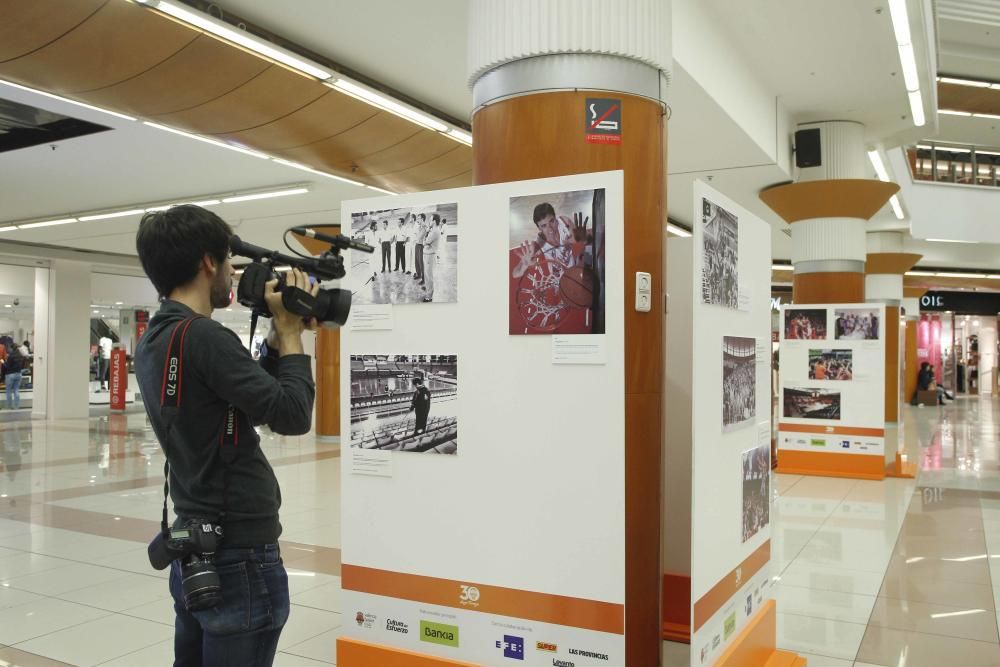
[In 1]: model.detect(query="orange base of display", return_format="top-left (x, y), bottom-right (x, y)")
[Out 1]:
top-left (662, 572), bottom-right (691, 642)
top-left (337, 637), bottom-right (480, 666)
top-left (714, 600), bottom-right (806, 667)
top-left (886, 452), bottom-right (917, 479)
top-left (776, 450), bottom-right (885, 481)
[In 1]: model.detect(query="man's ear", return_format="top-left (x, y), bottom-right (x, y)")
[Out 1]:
top-left (201, 254), bottom-right (217, 277)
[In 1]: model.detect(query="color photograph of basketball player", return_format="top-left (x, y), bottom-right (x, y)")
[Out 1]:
top-left (782, 386), bottom-right (841, 420)
top-left (349, 203), bottom-right (458, 305)
top-left (834, 308), bottom-right (880, 340)
top-left (349, 355), bottom-right (458, 455)
top-left (701, 198), bottom-right (738, 309)
top-left (723, 336), bottom-right (756, 432)
top-left (808, 349), bottom-right (853, 381)
top-left (741, 444), bottom-right (770, 543)
top-left (784, 309), bottom-right (828, 340)
top-left (508, 189), bottom-right (605, 335)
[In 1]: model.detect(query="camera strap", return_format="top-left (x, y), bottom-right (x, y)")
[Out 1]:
top-left (159, 316), bottom-right (240, 533)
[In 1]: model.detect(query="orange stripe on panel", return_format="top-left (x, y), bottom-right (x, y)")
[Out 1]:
top-left (337, 637), bottom-right (481, 667)
top-left (779, 423), bottom-right (885, 437)
top-left (692, 541), bottom-right (770, 632)
top-left (341, 565), bottom-right (625, 635)
top-left (712, 600), bottom-right (804, 667)
top-left (775, 450), bottom-right (885, 480)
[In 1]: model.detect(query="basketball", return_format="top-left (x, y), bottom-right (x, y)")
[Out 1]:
top-left (560, 266), bottom-right (595, 308)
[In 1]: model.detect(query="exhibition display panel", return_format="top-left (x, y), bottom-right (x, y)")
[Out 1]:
top-left (777, 303), bottom-right (887, 480)
top-left (337, 172), bottom-right (626, 666)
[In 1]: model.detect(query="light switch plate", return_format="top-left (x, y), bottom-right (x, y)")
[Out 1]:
top-left (635, 271), bottom-right (651, 312)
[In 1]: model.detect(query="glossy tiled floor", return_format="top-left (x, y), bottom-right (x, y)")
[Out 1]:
top-left (1, 396), bottom-right (997, 665)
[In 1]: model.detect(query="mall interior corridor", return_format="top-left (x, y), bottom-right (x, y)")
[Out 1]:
top-left (0, 398), bottom-right (993, 665)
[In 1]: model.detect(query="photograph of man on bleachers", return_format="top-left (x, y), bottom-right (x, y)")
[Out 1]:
top-left (349, 354), bottom-right (458, 455)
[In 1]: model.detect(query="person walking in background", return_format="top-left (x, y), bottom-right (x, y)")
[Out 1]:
top-left (4, 345), bottom-right (24, 409)
top-left (378, 219), bottom-right (394, 273)
top-left (99, 335), bottom-right (112, 391)
top-left (422, 214), bottom-right (442, 302)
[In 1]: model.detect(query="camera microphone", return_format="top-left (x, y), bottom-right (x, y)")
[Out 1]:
top-left (290, 227), bottom-right (374, 253)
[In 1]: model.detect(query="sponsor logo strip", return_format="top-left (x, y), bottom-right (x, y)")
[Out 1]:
top-left (692, 541), bottom-right (770, 633)
top-left (337, 636), bottom-right (478, 666)
top-left (778, 423), bottom-right (885, 437)
top-left (342, 564), bottom-right (625, 635)
top-left (775, 449), bottom-right (886, 480)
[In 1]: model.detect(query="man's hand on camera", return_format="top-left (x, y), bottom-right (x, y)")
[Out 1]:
top-left (265, 268), bottom-right (319, 356)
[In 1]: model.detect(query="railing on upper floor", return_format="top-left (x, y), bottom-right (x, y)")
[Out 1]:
top-left (906, 142), bottom-right (1000, 188)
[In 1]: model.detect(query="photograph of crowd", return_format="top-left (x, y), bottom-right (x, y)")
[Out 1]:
top-left (835, 308), bottom-right (880, 340)
top-left (742, 444), bottom-right (770, 543)
top-left (349, 202), bottom-right (458, 305)
top-left (701, 198), bottom-right (739, 309)
top-left (783, 387), bottom-right (842, 420)
top-left (723, 335), bottom-right (756, 431)
top-left (784, 309), bottom-right (828, 340)
top-left (508, 189), bottom-right (605, 335)
top-left (349, 355), bottom-right (458, 455)
top-left (808, 349), bottom-right (853, 381)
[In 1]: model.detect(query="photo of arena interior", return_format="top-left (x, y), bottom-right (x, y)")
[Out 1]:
top-left (350, 355), bottom-right (458, 454)
top-left (782, 386), bottom-right (842, 420)
top-left (722, 335), bottom-right (756, 430)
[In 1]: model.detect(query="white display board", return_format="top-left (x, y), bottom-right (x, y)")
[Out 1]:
top-left (340, 171), bottom-right (626, 665)
top-left (688, 181), bottom-right (774, 666)
top-left (778, 303), bottom-right (886, 456)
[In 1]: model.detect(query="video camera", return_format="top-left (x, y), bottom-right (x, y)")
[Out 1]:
top-left (230, 227), bottom-right (374, 328)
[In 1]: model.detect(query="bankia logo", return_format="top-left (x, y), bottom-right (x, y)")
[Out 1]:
top-left (420, 620), bottom-right (458, 648)
top-left (496, 635), bottom-right (524, 660)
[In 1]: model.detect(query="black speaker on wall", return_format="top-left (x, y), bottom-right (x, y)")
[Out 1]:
top-left (795, 128), bottom-right (822, 168)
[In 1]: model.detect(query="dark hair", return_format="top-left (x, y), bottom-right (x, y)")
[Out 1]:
top-left (412, 377), bottom-right (423, 385)
top-left (431, 213), bottom-right (441, 225)
top-left (920, 362), bottom-right (930, 371)
top-left (532, 202), bottom-right (555, 225)
top-left (136, 205), bottom-right (232, 298)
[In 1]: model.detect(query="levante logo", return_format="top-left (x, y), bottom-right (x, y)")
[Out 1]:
top-left (420, 620), bottom-right (459, 648)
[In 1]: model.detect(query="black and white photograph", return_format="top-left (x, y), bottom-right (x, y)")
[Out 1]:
top-left (349, 355), bottom-right (458, 454)
top-left (741, 444), bottom-right (770, 543)
top-left (701, 197), bottom-right (739, 309)
top-left (783, 387), bottom-right (842, 420)
top-left (509, 189), bottom-right (606, 335)
top-left (784, 308), bottom-right (828, 340)
top-left (350, 202), bottom-right (457, 305)
top-left (808, 349), bottom-right (853, 381)
top-left (834, 308), bottom-right (880, 340)
top-left (723, 336), bottom-right (756, 431)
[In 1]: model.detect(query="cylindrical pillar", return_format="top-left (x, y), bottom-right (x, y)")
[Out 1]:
top-left (759, 121), bottom-right (899, 304)
top-left (44, 260), bottom-right (92, 420)
top-left (469, 2), bottom-right (668, 662)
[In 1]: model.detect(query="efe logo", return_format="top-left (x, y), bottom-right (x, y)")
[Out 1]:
top-left (496, 635), bottom-right (524, 660)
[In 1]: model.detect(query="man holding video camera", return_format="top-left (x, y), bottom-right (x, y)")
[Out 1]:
top-left (134, 205), bottom-right (318, 666)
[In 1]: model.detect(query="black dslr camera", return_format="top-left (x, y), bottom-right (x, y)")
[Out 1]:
top-left (230, 227), bottom-right (373, 328)
top-left (148, 520), bottom-right (223, 611)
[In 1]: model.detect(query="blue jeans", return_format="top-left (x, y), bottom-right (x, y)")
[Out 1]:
top-left (5, 371), bottom-right (21, 409)
top-left (169, 544), bottom-right (289, 667)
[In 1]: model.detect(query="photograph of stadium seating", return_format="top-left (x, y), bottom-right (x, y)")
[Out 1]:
top-left (349, 354), bottom-right (458, 455)
top-left (782, 386), bottom-right (841, 420)
top-left (784, 308), bottom-right (827, 340)
top-left (742, 444), bottom-right (770, 543)
top-left (808, 349), bottom-right (853, 381)
top-left (834, 308), bottom-right (880, 340)
top-left (723, 335), bottom-right (756, 431)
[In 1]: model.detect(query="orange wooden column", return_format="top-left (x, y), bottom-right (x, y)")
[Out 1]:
top-left (473, 91), bottom-right (665, 666)
top-left (793, 272), bottom-right (864, 303)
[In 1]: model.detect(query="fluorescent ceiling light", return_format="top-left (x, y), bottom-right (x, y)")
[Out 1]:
top-left (898, 43), bottom-right (919, 91)
top-left (331, 79), bottom-right (448, 132)
top-left (974, 113), bottom-right (1000, 120)
top-left (0, 79), bottom-right (136, 121)
top-left (446, 129), bottom-right (473, 146)
top-left (149, 1), bottom-right (332, 80)
top-left (975, 150), bottom-right (1000, 156)
top-left (366, 185), bottom-right (397, 195)
top-left (888, 0), bottom-right (911, 45)
top-left (666, 223), bottom-right (692, 238)
top-left (925, 238), bottom-right (975, 244)
top-left (2, 305), bottom-right (10, 308)
top-left (144, 121), bottom-right (269, 159)
top-left (868, 150), bottom-right (890, 182)
top-left (905, 271), bottom-right (936, 276)
top-left (940, 147), bottom-right (972, 153)
top-left (271, 158), bottom-right (363, 186)
top-left (771, 264), bottom-right (794, 271)
top-left (79, 209), bottom-right (146, 222)
top-left (221, 187), bottom-right (309, 203)
top-left (191, 199), bottom-right (222, 206)
top-left (908, 90), bottom-right (925, 127)
top-left (0, 226), bottom-right (19, 233)
top-left (936, 272), bottom-right (986, 278)
top-left (17, 217), bottom-right (79, 229)
top-left (939, 77), bottom-right (991, 88)
top-left (889, 195), bottom-right (905, 220)
top-left (939, 109), bottom-right (972, 116)
top-left (917, 144), bottom-right (933, 150)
